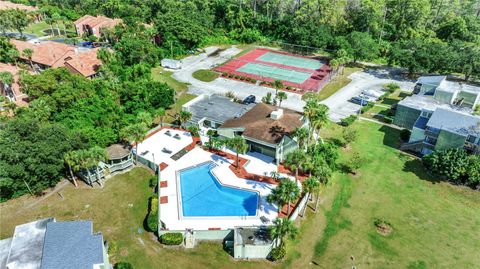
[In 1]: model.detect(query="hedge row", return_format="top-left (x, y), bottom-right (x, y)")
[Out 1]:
top-left (340, 115), bottom-right (357, 126)
top-left (160, 232), bottom-right (183, 245)
top-left (146, 196), bottom-right (158, 232)
top-left (222, 72), bottom-right (257, 83)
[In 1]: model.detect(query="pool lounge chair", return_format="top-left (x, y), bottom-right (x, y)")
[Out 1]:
top-left (173, 134), bottom-right (181, 140)
top-left (260, 216), bottom-right (270, 224)
top-left (165, 130), bottom-right (172, 136)
top-left (162, 147), bottom-right (173, 154)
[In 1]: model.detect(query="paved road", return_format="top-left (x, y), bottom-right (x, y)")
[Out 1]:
top-left (321, 69), bottom-right (415, 122)
top-left (172, 46), bottom-right (306, 112)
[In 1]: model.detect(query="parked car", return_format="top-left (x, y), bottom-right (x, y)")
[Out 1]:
top-left (350, 96), bottom-right (369, 106)
top-left (242, 95), bottom-right (256, 104)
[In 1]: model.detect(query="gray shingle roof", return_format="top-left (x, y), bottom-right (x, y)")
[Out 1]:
top-left (4, 218), bottom-right (54, 269)
top-left (186, 95), bottom-right (255, 124)
top-left (427, 108), bottom-right (480, 136)
top-left (40, 221), bottom-right (105, 269)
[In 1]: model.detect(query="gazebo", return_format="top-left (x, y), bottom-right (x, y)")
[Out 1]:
top-left (77, 144), bottom-right (134, 186)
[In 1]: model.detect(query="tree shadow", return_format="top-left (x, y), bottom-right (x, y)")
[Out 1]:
top-left (402, 158), bottom-right (440, 184)
top-left (378, 125), bottom-right (401, 149)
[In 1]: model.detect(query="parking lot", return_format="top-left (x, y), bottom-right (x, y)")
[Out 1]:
top-left (321, 69), bottom-right (415, 122)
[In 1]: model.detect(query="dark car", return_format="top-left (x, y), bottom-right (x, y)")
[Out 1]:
top-left (350, 96), bottom-right (369, 106)
top-left (242, 95), bottom-right (256, 104)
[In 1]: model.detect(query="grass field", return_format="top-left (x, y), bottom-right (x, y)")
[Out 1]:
top-left (23, 21), bottom-right (75, 37)
top-left (192, 69), bottom-right (220, 82)
top-left (1, 121), bottom-right (479, 268)
top-left (303, 66), bottom-right (363, 101)
top-left (151, 67), bottom-right (196, 123)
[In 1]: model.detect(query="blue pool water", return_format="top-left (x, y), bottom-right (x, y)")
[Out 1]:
top-left (179, 162), bottom-right (258, 217)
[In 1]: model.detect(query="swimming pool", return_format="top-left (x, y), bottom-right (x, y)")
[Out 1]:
top-left (178, 162), bottom-right (259, 217)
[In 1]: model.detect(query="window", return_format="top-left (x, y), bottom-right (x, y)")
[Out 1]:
top-left (425, 136), bottom-right (437, 145)
top-left (467, 135), bottom-right (477, 144)
top-left (421, 111), bottom-right (432, 118)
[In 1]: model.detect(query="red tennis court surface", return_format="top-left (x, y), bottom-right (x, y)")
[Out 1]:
top-left (215, 48), bottom-right (332, 93)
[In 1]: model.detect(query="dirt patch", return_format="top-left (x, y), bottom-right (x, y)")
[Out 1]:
top-left (374, 218), bottom-right (393, 236)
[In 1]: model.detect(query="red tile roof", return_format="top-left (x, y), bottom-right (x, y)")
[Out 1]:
top-left (10, 40), bottom-right (103, 77)
top-left (0, 1), bottom-right (38, 12)
top-left (64, 48), bottom-right (102, 77)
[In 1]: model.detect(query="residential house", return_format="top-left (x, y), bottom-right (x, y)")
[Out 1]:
top-left (77, 144), bottom-right (134, 186)
top-left (0, 1), bottom-right (41, 21)
top-left (74, 15), bottom-right (122, 39)
top-left (218, 103), bottom-right (307, 164)
top-left (0, 218), bottom-right (112, 269)
top-left (10, 40), bottom-right (103, 78)
top-left (0, 63), bottom-right (29, 107)
top-left (182, 94), bottom-right (255, 131)
top-left (394, 75), bottom-right (480, 154)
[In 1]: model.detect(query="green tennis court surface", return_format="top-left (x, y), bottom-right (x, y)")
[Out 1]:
top-left (258, 52), bottom-right (322, 70)
top-left (237, 63), bottom-right (312, 84)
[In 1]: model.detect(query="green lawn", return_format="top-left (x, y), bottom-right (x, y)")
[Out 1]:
top-left (1, 121), bottom-right (479, 268)
top-left (23, 21), bottom-right (76, 37)
top-left (309, 121), bottom-right (480, 268)
top-left (303, 66), bottom-right (363, 101)
top-left (192, 69), bottom-right (220, 82)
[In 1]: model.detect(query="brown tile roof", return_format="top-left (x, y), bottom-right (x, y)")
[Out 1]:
top-left (220, 103), bottom-right (303, 145)
top-left (106, 144), bottom-right (131, 159)
top-left (11, 40), bottom-right (75, 67)
top-left (10, 40), bottom-right (103, 77)
top-left (64, 48), bottom-right (102, 77)
top-left (0, 63), bottom-right (30, 106)
top-left (0, 1), bottom-right (38, 12)
top-left (74, 15), bottom-right (122, 31)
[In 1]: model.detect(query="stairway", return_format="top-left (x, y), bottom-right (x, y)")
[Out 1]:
top-left (400, 140), bottom-right (424, 151)
top-left (184, 230), bottom-right (195, 248)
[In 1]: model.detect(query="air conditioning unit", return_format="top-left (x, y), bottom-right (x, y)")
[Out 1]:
top-left (270, 109), bottom-right (283, 120)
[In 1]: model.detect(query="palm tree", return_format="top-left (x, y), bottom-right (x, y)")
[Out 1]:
top-left (292, 127), bottom-right (308, 150)
top-left (310, 104), bottom-right (329, 144)
top-left (52, 13), bottom-right (62, 36)
top-left (76, 149), bottom-right (93, 186)
top-left (269, 217), bottom-right (298, 247)
top-left (177, 110), bottom-right (192, 129)
top-left (155, 107), bottom-right (166, 127)
top-left (226, 136), bottom-right (248, 169)
top-left (284, 149), bottom-right (307, 182)
top-left (206, 129), bottom-right (215, 149)
top-left (121, 123), bottom-right (148, 164)
top-left (64, 151), bottom-right (80, 187)
top-left (276, 91), bottom-right (287, 107)
top-left (303, 99), bottom-right (319, 144)
top-left (137, 111), bottom-right (153, 127)
top-left (267, 186), bottom-right (286, 214)
top-left (0, 72), bottom-right (14, 99)
top-left (89, 146), bottom-right (107, 186)
top-left (302, 177), bottom-right (320, 216)
top-left (272, 79), bottom-right (284, 96)
top-left (45, 16), bottom-right (55, 36)
top-left (22, 48), bottom-right (33, 70)
top-left (281, 179), bottom-right (300, 216)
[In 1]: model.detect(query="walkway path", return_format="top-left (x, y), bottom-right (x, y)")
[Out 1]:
top-left (359, 117), bottom-right (403, 130)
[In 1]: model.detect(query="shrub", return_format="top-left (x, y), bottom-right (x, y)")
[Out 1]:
top-left (340, 115), bottom-right (357, 126)
top-left (222, 72), bottom-right (228, 77)
top-left (148, 175), bottom-right (157, 188)
top-left (115, 262), bottom-right (133, 269)
top-left (251, 79), bottom-right (257, 83)
top-left (228, 73), bottom-right (234, 78)
top-left (225, 91), bottom-right (236, 99)
top-left (160, 232), bottom-right (183, 245)
top-left (240, 76), bottom-right (246, 81)
top-left (384, 82), bottom-right (400, 93)
top-left (234, 75), bottom-right (240, 79)
top-left (146, 196), bottom-right (158, 232)
top-left (108, 240), bottom-right (118, 255)
top-left (400, 129), bottom-right (411, 141)
top-left (270, 246), bottom-right (286, 261)
top-left (286, 86), bottom-right (293, 91)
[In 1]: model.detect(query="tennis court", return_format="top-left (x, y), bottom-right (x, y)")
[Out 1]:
top-left (237, 63), bottom-right (312, 84)
top-left (258, 52), bottom-right (323, 70)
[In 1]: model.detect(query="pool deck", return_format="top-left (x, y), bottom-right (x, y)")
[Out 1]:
top-left (159, 147), bottom-right (278, 230)
top-left (135, 128), bottom-right (280, 231)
